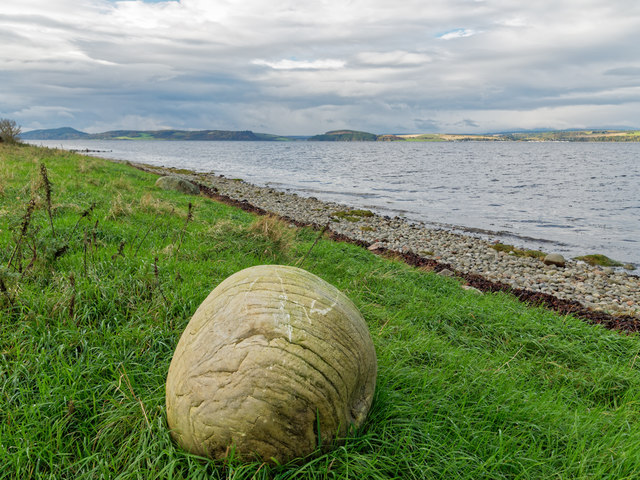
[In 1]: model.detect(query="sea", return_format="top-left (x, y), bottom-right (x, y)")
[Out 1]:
top-left (28, 139), bottom-right (640, 267)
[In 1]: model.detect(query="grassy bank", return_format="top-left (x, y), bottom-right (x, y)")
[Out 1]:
top-left (3, 144), bottom-right (640, 479)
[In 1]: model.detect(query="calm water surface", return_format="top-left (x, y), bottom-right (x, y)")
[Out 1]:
top-left (31, 140), bottom-right (640, 266)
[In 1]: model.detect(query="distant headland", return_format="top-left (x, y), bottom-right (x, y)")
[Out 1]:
top-left (20, 127), bottom-right (640, 142)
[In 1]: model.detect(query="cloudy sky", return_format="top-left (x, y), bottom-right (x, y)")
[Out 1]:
top-left (2, 0), bottom-right (640, 135)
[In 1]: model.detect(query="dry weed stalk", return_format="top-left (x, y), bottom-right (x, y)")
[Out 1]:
top-left (39, 164), bottom-right (56, 238)
top-left (21, 233), bottom-right (39, 275)
top-left (134, 212), bottom-right (160, 258)
top-left (116, 366), bottom-right (150, 428)
top-left (111, 241), bottom-right (126, 260)
top-left (91, 220), bottom-right (99, 257)
top-left (7, 197), bottom-right (36, 271)
top-left (0, 274), bottom-right (13, 307)
top-left (68, 203), bottom-right (95, 240)
top-left (297, 222), bottom-right (329, 267)
top-left (154, 256), bottom-right (168, 304)
top-left (175, 202), bottom-right (193, 255)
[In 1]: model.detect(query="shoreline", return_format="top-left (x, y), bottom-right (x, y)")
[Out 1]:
top-left (128, 160), bottom-right (640, 325)
top-left (31, 139), bottom-right (638, 267)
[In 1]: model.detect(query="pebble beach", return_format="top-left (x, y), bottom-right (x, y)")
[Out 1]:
top-left (140, 163), bottom-right (640, 321)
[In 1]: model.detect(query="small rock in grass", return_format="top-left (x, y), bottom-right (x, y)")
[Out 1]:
top-left (543, 253), bottom-right (566, 267)
top-left (155, 176), bottom-right (200, 195)
top-left (437, 268), bottom-right (455, 277)
top-left (461, 285), bottom-right (482, 294)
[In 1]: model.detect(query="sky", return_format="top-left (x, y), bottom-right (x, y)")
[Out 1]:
top-left (1, 0), bottom-right (640, 135)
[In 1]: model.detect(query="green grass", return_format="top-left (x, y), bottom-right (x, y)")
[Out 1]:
top-left (490, 243), bottom-right (547, 260)
top-left (113, 132), bottom-right (156, 140)
top-left (331, 209), bottom-right (375, 222)
top-left (3, 144), bottom-right (640, 479)
top-left (575, 254), bottom-right (623, 268)
top-left (403, 134), bottom-right (446, 142)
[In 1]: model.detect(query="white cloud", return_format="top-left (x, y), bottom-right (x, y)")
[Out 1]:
top-left (86, 114), bottom-right (174, 132)
top-left (356, 51), bottom-right (431, 66)
top-left (496, 16), bottom-right (529, 28)
top-left (252, 59), bottom-right (346, 70)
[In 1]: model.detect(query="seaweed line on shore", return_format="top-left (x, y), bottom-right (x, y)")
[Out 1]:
top-left (131, 162), bottom-right (640, 334)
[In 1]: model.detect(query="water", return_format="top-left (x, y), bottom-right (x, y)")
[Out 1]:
top-left (30, 139), bottom-right (640, 266)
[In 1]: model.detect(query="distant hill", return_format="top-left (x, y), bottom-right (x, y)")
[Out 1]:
top-left (398, 130), bottom-right (640, 142)
top-left (90, 130), bottom-right (267, 141)
top-left (500, 130), bottom-right (640, 142)
top-left (21, 128), bottom-right (296, 141)
top-left (21, 127), bottom-right (640, 142)
top-left (21, 127), bottom-right (90, 140)
top-left (308, 130), bottom-right (405, 141)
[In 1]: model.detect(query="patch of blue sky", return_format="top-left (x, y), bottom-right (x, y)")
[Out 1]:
top-left (107, 0), bottom-right (178, 3)
top-left (437, 28), bottom-right (476, 40)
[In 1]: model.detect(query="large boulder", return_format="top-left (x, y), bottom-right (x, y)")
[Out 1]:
top-left (165, 265), bottom-right (377, 463)
top-left (155, 175), bottom-right (200, 195)
top-left (543, 253), bottom-right (566, 267)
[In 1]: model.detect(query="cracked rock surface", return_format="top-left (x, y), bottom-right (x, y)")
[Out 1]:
top-left (165, 265), bottom-right (377, 463)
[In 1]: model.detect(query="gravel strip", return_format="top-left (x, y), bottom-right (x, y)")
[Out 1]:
top-left (138, 164), bottom-right (640, 322)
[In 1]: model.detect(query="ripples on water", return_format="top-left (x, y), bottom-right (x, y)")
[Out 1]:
top-left (31, 140), bottom-right (640, 266)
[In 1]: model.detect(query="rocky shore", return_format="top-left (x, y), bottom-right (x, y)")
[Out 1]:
top-left (138, 163), bottom-right (640, 323)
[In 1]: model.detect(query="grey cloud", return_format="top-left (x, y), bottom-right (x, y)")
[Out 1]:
top-left (455, 119), bottom-right (479, 128)
top-left (414, 118), bottom-right (441, 132)
top-left (605, 67), bottom-right (640, 76)
top-left (0, 13), bottom-right (76, 30)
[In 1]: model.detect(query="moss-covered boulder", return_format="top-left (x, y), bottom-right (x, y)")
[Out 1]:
top-left (165, 265), bottom-right (377, 463)
top-left (155, 175), bottom-right (200, 195)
